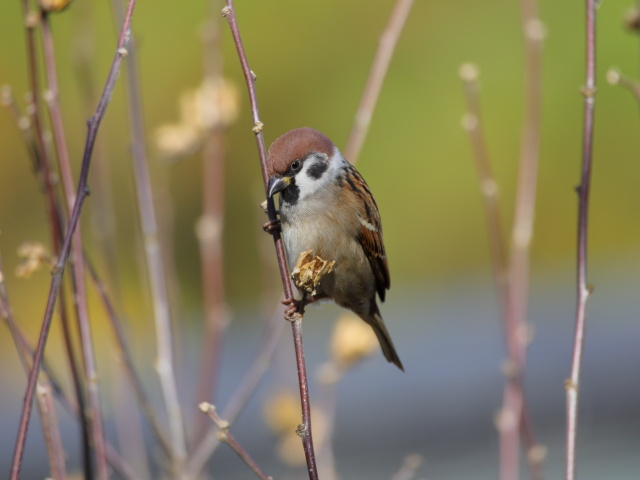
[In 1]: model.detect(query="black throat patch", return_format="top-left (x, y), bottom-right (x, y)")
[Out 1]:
top-left (281, 183), bottom-right (300, 206)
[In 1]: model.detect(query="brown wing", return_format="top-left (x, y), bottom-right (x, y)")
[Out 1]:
top-left (344, 165), bottom-right (390, 302)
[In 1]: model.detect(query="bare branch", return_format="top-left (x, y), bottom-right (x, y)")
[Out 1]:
top-left (344, 0), bottom-right (414, 164)
top-left (222, 2), bottom-right (319, 478)
top-left (199, 403), bottom-right (273, 480)
top-left (115, 1), bottom-right (188, 471)
top-left (9, 1), bottom-right (137, 477)
top-left (187, 303), bottom-right (285, 476)
top-left (566, 1), bottom-right (598, 479)
top-left (41, 10), bottom-right (110, 478)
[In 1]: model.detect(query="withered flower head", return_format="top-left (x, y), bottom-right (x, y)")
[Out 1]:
top-left (290, 250), bottom-right (335, 296)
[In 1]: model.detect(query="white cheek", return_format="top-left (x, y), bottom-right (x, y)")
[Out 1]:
top-left (296, 148), bottom-right (348, 202)
top-left (295, 168), bottom-right (326, 200)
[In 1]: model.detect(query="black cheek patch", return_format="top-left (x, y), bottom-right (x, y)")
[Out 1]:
top-left (306, 161), bottom-right (328, 179)
top-left (281, 183), bottom-right (300, 205)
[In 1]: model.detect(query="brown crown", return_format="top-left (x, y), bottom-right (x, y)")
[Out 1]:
top-left (266, 127), bottom-right (335, 176)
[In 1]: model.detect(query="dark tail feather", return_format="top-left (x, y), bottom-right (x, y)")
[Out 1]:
top-left (367, 306), bottom-right (404, 371)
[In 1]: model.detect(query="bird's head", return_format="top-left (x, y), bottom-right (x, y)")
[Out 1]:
top-left (266, 127), bottom-right (343, 205)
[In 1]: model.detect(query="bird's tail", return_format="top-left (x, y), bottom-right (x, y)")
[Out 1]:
top-left (365, 305), bottom-right (404, 371)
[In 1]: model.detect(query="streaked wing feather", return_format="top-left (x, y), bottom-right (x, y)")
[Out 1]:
top-left (346, 166), bottom-right (390, 302)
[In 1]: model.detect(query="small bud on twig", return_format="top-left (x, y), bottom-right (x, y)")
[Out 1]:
top-left (458, 62), bottom-right (479, 82)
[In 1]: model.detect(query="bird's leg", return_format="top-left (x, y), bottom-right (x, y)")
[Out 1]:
top-left (306, 293), bottom-right (328, 305)
top-left (282, 292), bottom-right (328, 321)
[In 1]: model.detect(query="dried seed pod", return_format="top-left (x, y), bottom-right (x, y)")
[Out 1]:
top-left (290, 250), bottom-right (335, 296)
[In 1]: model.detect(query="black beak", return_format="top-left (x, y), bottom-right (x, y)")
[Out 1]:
top-left (267, 176), bottom-right (292, 197)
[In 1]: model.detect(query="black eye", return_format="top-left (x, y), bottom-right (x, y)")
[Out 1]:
top-left (291, 160), bottom-right (302, 172)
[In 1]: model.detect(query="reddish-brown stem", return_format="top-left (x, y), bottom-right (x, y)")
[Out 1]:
top-left (566, 1), bottom-right (597, 479)
top-left (41, 11), bottom-right (110, 479)
top-left (200, 403), bottom-right (272, 480)
top-left (222, 2), bottom-right (318, 478)
top-left (1, 267), bottom-right (138, 480)
top-left (0, 253), bottom-right (67, 480)
top-left (9, 2), bottom-right (137, 477)
top-left (16, 2), bottom-right (96, 477)
top-left (344, 0), bottom-right (414, 164)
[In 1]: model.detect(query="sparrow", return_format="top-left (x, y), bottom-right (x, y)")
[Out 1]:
top-left (266, 127), bottom-right (403, 371)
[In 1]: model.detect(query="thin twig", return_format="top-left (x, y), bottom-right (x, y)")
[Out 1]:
top-left (460, 62), bottom-right (545, 480)
top-left (199, 403), bottom-right (273, 480)
top-left (222, 3), bottom-right (318, 478)
top-left (566, 2), bottom-right (597, 479)
top-left (16, 3), bottom-right (94, 476)
top-left (41, 10), bottom-right (110, 478)
top-left (117, 4), bottom-right (188, 473)
top-left (606, 68), bottom-right (640, 117)
top-left (9, 2), bottom-right (137, 478)
top-left (459, 64), bottom-right (509, 323)
top-left (344, 0), bottom-right (414, 164)
top-left (496, 3), bottom-right (546, 479)
top-left (187, 284), bottom-right (286, 476)
top-left (1, 267), bottom-right (139, 480)
top-left (0, 251), bottom-right (67, 480)
top-left (84, 255), bottom-right (173, 457)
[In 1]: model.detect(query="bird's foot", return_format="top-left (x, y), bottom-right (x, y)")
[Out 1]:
top-left (282, 293), bottom-right (328, 321)
top-left (263, 219), bottom-right (281, 234)
top-left (282, 298), bottom-right (303, 320)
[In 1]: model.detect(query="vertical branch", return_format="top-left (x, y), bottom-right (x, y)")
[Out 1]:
top-left (498, 2), bottom-right (545, 479)
top-left (9, 1), bottom-right (137, 477)
top-left (41, 11), bottom-right (110, 479)
top-left (4, 74), bottom-right (95, 480)
top-left (566, 1), bottom-right (597, 479)
top-left (194, 0), bottom-right (227, 431)
top-left (222, 2), bottom-right (319, 479)
top-left (459, 64), bottom-right (509, 322)
top-left (118, 4), bottom-right (187, 471)
top-left (344, 0), bottom-right (414, 164)
top-left (460, 1), bottom-right (546, 477)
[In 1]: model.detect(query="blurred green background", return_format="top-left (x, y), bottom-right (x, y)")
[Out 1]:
top-left (0, 0), bottom-right (638, 311)
top-left (1, 0), bottom-right (640, 478)
top-left (0, 0), bottom-right (639, 320)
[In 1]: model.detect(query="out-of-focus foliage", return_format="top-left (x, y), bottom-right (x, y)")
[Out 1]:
top-left (0, 0), bottom-right (638, 330)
